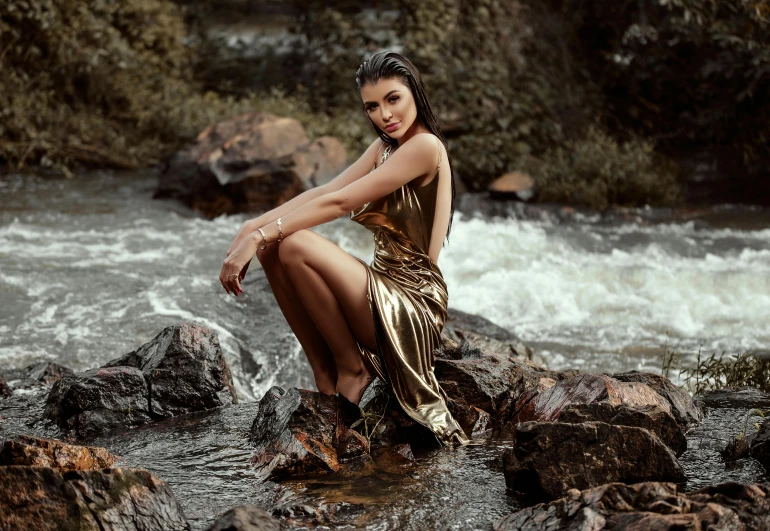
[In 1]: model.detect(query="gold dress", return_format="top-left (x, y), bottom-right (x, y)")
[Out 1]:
top-left (350, 140), bottom-right (470, 446)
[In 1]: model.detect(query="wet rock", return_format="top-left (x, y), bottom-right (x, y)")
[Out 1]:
top-left (0, 435), bottom-right (119, 470)
top-left (488, 171), bottom-right (535, 201)
top-left (750, 417), bottom-right (770, 471)
top-left (696, 386), bottom-right (770, 409)
top-left (722, 434), bottom-right (752, 462)
top-left (249, 387), bottom-right (368, 480)
top-left (0, 373), bottom-right (9, 398)
top-left (205, 504), bottom-right (282, 531)
top-left (4, 361), bottom-right (74, 389)
top-left (613, 370), bottom-right (702, 430)
top-left (436, 342), bottom-right (563, 432)
top-left (557, 402), bottom-right (686, 456)
top-left (44, 366), bottom-right (153, 438)
top-left (156, 112), bottom-right (347, 218)
top-left (105, 323), bottom-right (237, 418)
top-left (502, 421), bottom-right (685, 502)
top-left (441, 308), bottom-right (527, 359)
top-left (503, 373), bottom-right (673, 432)
top-left (0, 466), bottom-right (190, 530)
top-left (494, 481), bottom-right (770, 531)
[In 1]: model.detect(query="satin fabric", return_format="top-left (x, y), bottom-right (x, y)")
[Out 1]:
top-left (350, 142), bottom-right (469, 446)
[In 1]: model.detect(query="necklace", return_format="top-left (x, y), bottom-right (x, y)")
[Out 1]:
top-left (381, 144), bottom-right (393, 166)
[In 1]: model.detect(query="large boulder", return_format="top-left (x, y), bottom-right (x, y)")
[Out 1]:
top-left (612, 370), bottom-right (702, 430)
top-left (0, 466), bottom-right (190, 530)
top-left (105, 323), bottom-right (237, 418)
top-left (0, 435), bottom-right (119, 471)
top-left (494, 481), bottom-right (770, 531)
top-left (205, 505), bottom-right (282, 531)
top-left (45, 323), bottom-right (236, 437)
top-left (156, 112), bottom-right (347, 218)
top-left (502, 420), bottom-right (685, 502)
top-left (249, 387), bottom-right (368, 481)
top-left (44, 366), bottom-right (153, 438)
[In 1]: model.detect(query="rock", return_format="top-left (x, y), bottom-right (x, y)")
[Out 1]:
top-left (0, 435), bottom-right (119, 470)
top-left (504, 373), bottom-right (674, 432)
top-left (750, 417), bottom-right (770, 472)
top-left (156, 112), bottom-right (347, 218)
top-left (440, 308), bottom-right (528, 360)
top-left (105, 323), bottom-right (237, 418)
top-left (502, 421), bottom-right (685, 501)
top-left (613, 370), bottom-right (702, 430)
top-left (249, 387), bottom-right (368, 480)
top-left (44, 366), bottom-right (153, 438)
top-left (494, 481), bottom-right (770, 531)
top-left (696, 386), bottom-right (770, 409)
top-left (722, 435), bottom-right (752, 462)
top-left (557, 402), bottom-right (686, 456)
top-left (4, 361), bottom-right (74, 389)
top-left (0, 373), bottom-right (9, 398)
top-left (435, 341), bottom-right (563, 435)
top-left (488, 171), bottom-right (535, 201)
top-left (0, 466), bottom-right (190, 530)
top-left (205, 505), bottom-right (282, 531)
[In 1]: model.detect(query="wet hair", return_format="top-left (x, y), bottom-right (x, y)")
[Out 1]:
top-left (355, 51), bottom-right (457, 240)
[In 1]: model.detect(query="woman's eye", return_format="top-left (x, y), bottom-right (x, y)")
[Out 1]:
top-left (389, 97), bottom-right (399, 103)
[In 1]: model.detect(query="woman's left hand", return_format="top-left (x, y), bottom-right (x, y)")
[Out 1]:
top-left (219, 234), bottom-right (259, 296)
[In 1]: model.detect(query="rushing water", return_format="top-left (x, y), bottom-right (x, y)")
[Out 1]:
top-left (2, 170), bottom-right (769, 397)
top-left (2, 170), bottom-right (770, 529)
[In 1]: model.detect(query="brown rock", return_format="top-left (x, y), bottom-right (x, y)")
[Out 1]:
top-left (0, 466), bottom-right (189, 530)
top-left (612, 370), bottom-right (702, 430)
top-left (205, 505), bottom-right (282, 531)
top-left (502, 421), bottom-right (685, 501)
top-left (488, 171), bottom-right (535, 201)
top-left (494, 481), bottom-right (770, 531)
top-left (156, 113), bottom-right (347, 218)
top-left (557, 401), bottom-right (687, 456)
top-left (249, 387), bottom-right (368, 480)
top-left (0, 435), bottom-right (119, 470)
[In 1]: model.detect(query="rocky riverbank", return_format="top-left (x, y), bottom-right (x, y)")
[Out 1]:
top-left (2, 315), bottom-right (769, 530)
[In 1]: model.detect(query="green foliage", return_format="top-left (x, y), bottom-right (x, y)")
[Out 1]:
top-left (521, 126), bottom-right (681, 210)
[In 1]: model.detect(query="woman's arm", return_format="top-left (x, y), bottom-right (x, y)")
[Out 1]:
top-left (255, 133), bottom-right (437, 244)
top-left (225, 137), bottom-right (384, 256)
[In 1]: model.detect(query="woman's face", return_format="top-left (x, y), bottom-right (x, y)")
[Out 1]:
top-left (360, 77), bottom-right (419, 141)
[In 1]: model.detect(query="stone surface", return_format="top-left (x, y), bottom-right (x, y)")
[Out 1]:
top-left (156, 112), bottom-right (347, 218)
top-left (0, 435), bottom-right (119, 470)
top-left (750, 417), bottom-right (770, 472)
top-left (504, 373), bottom-right (674, 433)
top-left (0, 373), bottom-right (9, 398)
top-left (502, 420), bottom-right (685, 501)
top-left (488, 171), bottom-right (535, 201)
top-left (4, 361), bottom-right (74, 389)
top-left (494, 481), bottom-right (770, 531)
top-left (696, 386), bottom-right (770, 409)
top-left (557, 401), bottom-right (687, 456)
top-left (0, 466), bottom-right (190, 530)
top-left (105, 323), bottom-right (237, 418)
top-left (249, 387), bottom-right (368, 480)
top-left (205, 504), bottom-right (282, 531)
top-left (440, 308), bottom-right (527, 360)
top-left (44, 365), bottom-right (153, 438)
top-left (613, 370), bottom-right (702, 430)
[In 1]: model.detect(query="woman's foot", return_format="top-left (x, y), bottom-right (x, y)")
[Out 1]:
top-left (336, 367), bottom-right (373, 405)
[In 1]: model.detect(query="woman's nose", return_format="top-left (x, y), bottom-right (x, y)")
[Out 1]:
top-left (381, 108), bottom-right (392, 121)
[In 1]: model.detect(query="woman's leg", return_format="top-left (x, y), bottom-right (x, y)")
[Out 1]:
top-left (277, 230), bottom-right (377, 404)
top-left (257, 244), bottom-right (338, 395)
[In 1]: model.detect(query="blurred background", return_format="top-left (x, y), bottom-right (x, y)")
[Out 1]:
top-left (1, 0), bottom-right (770, 399)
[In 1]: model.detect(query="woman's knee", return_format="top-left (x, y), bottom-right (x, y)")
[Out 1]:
top-left (256, 243), bottom-right (279, 267)
top-left (278, 230), bottom-right (312, 266)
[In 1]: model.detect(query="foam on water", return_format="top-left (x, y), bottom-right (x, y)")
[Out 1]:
top-left (1, 171), bottom-right (769, 397)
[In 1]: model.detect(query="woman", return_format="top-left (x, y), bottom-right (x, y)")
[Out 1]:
top-left (219, 51), bottom-right (469, 446)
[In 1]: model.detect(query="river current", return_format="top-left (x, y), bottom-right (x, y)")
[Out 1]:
top-left (2, 170), bottom-right (770, 399)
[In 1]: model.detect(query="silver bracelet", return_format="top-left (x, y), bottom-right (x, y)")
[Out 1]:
top-left (276, 218), bottom-right (284, 243)
top-left (257, 228), bottom-right (268, 250)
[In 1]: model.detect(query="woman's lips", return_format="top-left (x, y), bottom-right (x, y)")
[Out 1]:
top-left (385, 122), bottom-right (400, 132)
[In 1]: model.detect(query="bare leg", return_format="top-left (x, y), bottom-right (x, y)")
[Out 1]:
top-left (257, 243), bottom-right (337, 394)
top-left (278, 230), bottom-right (376, 404)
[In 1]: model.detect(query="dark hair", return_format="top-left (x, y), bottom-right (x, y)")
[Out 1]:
top-left (355, 51), bottom-right (456, 240)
